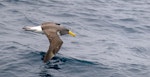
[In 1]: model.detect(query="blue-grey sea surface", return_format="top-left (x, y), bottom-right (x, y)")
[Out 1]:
top-left (0, 0), bottom-right (150, 77)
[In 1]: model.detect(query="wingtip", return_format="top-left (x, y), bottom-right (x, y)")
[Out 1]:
top-left (43, 53), bottom-right (55, 63)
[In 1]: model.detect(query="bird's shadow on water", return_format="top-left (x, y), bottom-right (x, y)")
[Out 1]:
top-left (39, 69), bottom-right (53, 77)
top-left (40, 52), bottom-right (66, 69)
top-left (38, 61), bottom-right (62, 77)
top-left (38, 52), bottom-right (97, 77)
top-left (38, 52), bottom-right (67, 77)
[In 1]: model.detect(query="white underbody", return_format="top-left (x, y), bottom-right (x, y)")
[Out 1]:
top-left (23, 25), bottom-right (60, 35)
top-left (24, 25), bottom-right (43, 33)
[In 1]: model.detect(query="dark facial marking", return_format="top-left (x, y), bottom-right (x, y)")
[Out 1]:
top-left (60, 28), bottom-right (69, 35)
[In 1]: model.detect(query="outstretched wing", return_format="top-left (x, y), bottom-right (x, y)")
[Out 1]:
top-left (42, 23), bottom-right (63, 63)
top-left (43, 35), bottom-right (63, 63)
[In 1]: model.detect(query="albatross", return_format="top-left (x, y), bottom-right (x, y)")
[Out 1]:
top-left (23, 22), bottom-right (76, 63)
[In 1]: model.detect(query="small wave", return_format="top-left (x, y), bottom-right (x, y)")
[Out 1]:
top-left (0, 3), bottom-right (5, 8)
top-left (3, 46), bottom-right (17, 50)
top-left (111, 24), bottom-right (141, 33)
top-left (5, 0), bottom-right (19, 2)
top-left (119, 18), bottom-right (137, 22)
top-left (122, 27), bottom-right (138, 33)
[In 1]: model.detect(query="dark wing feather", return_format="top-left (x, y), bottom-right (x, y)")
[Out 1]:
top-left (42, 24), bottom-right (63, 63)
top-left (43, 35), bottom-right (63, 63)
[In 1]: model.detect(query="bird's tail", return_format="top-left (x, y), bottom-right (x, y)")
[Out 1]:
top-left (22, 26), bottom-right (43, 33)
top-left (22, 26), bottom-right (33, 31)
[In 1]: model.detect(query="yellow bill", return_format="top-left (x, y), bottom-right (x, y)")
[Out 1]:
top-left (69, 30), bottom-right (76, 37)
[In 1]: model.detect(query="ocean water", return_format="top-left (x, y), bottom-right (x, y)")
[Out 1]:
top-left (0, 0), bottom-right (150, 77)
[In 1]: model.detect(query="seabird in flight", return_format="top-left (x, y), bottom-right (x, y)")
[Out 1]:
top-left (23, 22), bottom-right (76, 63)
